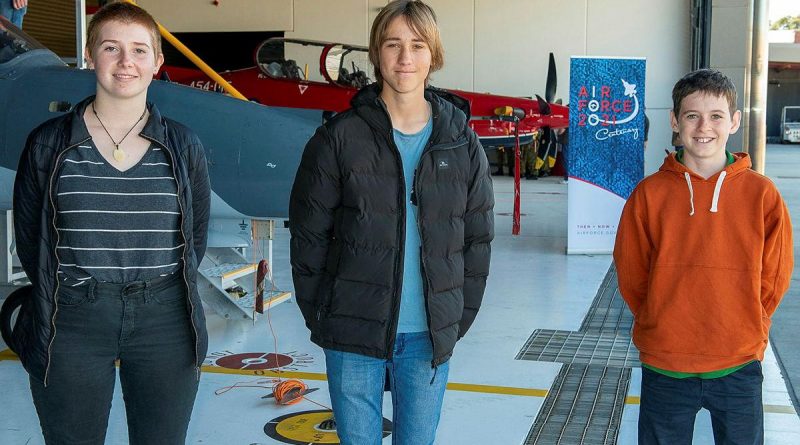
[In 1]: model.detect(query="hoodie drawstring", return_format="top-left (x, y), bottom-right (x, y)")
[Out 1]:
top-left (684, 170), bottom-right (727, 215)
top-left (684, 172), bottom-right (695, 216)
top-left (710, 171), bottom-right (727, 213)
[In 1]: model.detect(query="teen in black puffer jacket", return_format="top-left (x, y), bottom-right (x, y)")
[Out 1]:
top-left (289, 83), bottom-right (494, 367)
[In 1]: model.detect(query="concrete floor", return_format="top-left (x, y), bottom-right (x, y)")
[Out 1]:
top-left (1, 144), bottom-right (800, 444)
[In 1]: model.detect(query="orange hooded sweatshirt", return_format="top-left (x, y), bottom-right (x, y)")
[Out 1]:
top-left (614, 152), bottom-right (793, 373)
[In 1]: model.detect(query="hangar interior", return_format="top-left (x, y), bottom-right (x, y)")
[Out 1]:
top-left (2, 1), bottom-right (800, 444)
top-left (21, 0), bottom-right (799, 169)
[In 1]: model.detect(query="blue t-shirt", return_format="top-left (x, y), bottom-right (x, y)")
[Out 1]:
top-left (393, 116), bottom-right (433, 333)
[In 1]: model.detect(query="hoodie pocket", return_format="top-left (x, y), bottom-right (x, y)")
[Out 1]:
top-left (636, 267), bottom-right (765, 357)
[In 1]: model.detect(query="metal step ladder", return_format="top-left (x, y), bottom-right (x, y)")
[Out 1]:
top-left (2, 210), bottom-right (291, 319)
top-left (197, 245), bottom-right (291, 321)
top-left (1, 211), bottom-right (28, 299)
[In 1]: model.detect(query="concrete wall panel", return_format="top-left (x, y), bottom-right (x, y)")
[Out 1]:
top-left (137, 0), bottom-right (293, 33)
top-left (425, 0), bottom-right (475, 91)
top-left (285, 0), bottom-right (375, 45)
top-left (473, 0), bottom-right (587, 101)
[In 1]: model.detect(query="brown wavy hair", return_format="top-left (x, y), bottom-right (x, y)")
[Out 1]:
top-left (672, 69), bottom-right (738, 117)
top-left (368, 0), bottom-right (444, 86)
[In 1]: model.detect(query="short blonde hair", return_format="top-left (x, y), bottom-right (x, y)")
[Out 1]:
top-left (368, 0), bottom-right (444, 86)
top-left (87, 2), bottom-right (161, 61)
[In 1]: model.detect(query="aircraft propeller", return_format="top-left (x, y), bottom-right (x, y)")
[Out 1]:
top-left (535, 95), bottom-right (552, 116)
top-left (545, 52), bottom-right (557, 104)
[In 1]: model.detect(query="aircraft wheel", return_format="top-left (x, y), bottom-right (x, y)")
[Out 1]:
top-left (0, 285), bottom-right (31, 355)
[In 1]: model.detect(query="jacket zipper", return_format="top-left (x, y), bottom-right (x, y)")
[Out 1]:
top-left (412, 148), bottom-right (436, 368)
top-left (141, 125), bottom-right (202, 380)
top-left (44, 136), bottom-right (90, 386)
top-left (377, 99), bottom-right (467, 361)
top-left (385, 129), bottom-right (405, 360)
top-left (377, 100), bottom-right (406, 359)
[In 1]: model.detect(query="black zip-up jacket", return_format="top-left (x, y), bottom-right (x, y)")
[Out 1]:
top-left (289, 84), bottom-right (494, 367)
top-left (12, 96), bottom-right (210, 385)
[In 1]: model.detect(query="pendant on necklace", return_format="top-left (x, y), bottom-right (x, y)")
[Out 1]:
top-left (113, 146), bottom-right (126, 162)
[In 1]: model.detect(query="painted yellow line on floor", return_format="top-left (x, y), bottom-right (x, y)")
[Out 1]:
top-left (201, 364), bottom-right (327, 382)
top-left (200, 364), bottom-right (549, 397)
top-left (446, 382), bottom-right (548, 397)
top-left (0, 349), bottom-right (16, 361)
top-left (623, 395), bottom-right (792, 414)
top-left (763, 405), bottom-right (798, 414)
top-left (0, 350), bottom-right (795, 414)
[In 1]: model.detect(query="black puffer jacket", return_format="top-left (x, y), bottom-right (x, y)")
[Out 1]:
top-left (12, 96), bottom-right (210, 384)
top-left (289, 85), bottom-right (494, 366)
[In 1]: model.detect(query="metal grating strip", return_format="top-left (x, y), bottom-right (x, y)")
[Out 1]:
top-left (579, 264), bottom-right (633, 335)
top-left (517, 263), bottom-right (636, 444)
top-left (517, 330), bottom-right (639, 368)
top-left (525, 364), bottom-right (631, 444)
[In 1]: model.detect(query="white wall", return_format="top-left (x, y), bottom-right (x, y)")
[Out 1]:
top-left (771, 42), bottom-right (800, 63)
top-left (285, 0), bottom-right (387, 45)
top-left (710, 0), bottom-right (752, 152)
top-left (137, 0), bottom-right (293, 32)
top-left (425, 0), bottom-right (475, 91)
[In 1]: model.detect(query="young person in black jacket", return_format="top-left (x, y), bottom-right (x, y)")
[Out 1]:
top-left (12, 3), bottom-right (209, 444)
top-left (289, 1), bottom-right (494, 443)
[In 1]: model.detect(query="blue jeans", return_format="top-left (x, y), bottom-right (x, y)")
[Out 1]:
top-left (639, 361), bottom-right (764, 445)
top-left (29, 275), bottom-right (199, 445)
top-left (324, 332), bottom-right (450, 445)
top-left (0, 0), bottom-right (26, 28)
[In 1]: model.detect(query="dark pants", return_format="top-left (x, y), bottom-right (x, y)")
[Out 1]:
top-left (639, 361), bottom-right (764, 445)
top-left (29, 275), bottom-right (199, 445)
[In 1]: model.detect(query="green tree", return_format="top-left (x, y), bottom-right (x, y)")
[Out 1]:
top-left (771, 15), bottom-right (800, 30)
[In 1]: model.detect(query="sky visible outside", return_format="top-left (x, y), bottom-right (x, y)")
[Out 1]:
top-left (769, 0), bottom-right (799, 24)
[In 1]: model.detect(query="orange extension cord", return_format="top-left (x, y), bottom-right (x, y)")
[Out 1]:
top-left (214, 224), bottom-right (329, 410)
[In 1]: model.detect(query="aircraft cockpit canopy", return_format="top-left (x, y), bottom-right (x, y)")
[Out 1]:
top-left (255, 38), bottom-right (373, 89)
top-left (0, 16), bottom-right (46, 65)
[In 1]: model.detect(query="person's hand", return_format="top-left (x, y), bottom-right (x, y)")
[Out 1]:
top-left (13, 0), bottom-right (28, 10)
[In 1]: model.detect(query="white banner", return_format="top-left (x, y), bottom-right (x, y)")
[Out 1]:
top-left (567, 56), bottom-right (646, 254)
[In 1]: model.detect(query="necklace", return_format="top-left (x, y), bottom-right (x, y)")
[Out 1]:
top-left (91, 102), bottom-right (147, 162)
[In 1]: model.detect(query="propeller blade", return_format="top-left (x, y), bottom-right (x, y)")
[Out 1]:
top-left (545, 52), bottom-right (557, 104)
top-left (536, 95), bottom-right (552, 116)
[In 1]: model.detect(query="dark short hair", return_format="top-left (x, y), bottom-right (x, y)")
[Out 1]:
top-left (87, 2), bottom-right (161, 61)
top-left (672, 69), bottom-right (737, 116)
top-left (368, 0), bottom-right (444, 86)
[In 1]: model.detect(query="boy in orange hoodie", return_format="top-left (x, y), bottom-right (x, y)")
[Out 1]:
top-left (614, 69), bottom-right (793, 445)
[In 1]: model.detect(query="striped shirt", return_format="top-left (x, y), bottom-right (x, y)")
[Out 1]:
top-left (55, 140), bottom-right (183, 285)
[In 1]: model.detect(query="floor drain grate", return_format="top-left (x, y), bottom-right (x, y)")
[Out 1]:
top-left (524, 364), bottom-right (631, 445)
top-left (518, 263), bottom-right (636, 444)
top-left (579, 265), bottom-right (633, 334)
top-left (516, 330), bottom-right (639, 368)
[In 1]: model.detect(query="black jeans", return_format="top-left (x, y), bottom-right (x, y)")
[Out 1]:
top-left (29, 275), bottom-right (199, 445)
top-left (639, 361), bottom-right (764, 445)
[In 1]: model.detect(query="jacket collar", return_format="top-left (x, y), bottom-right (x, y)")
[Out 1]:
top-left (66, 95), bottom-right (169, 150)
top-left (350, 83), bottom-right (470, 144)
